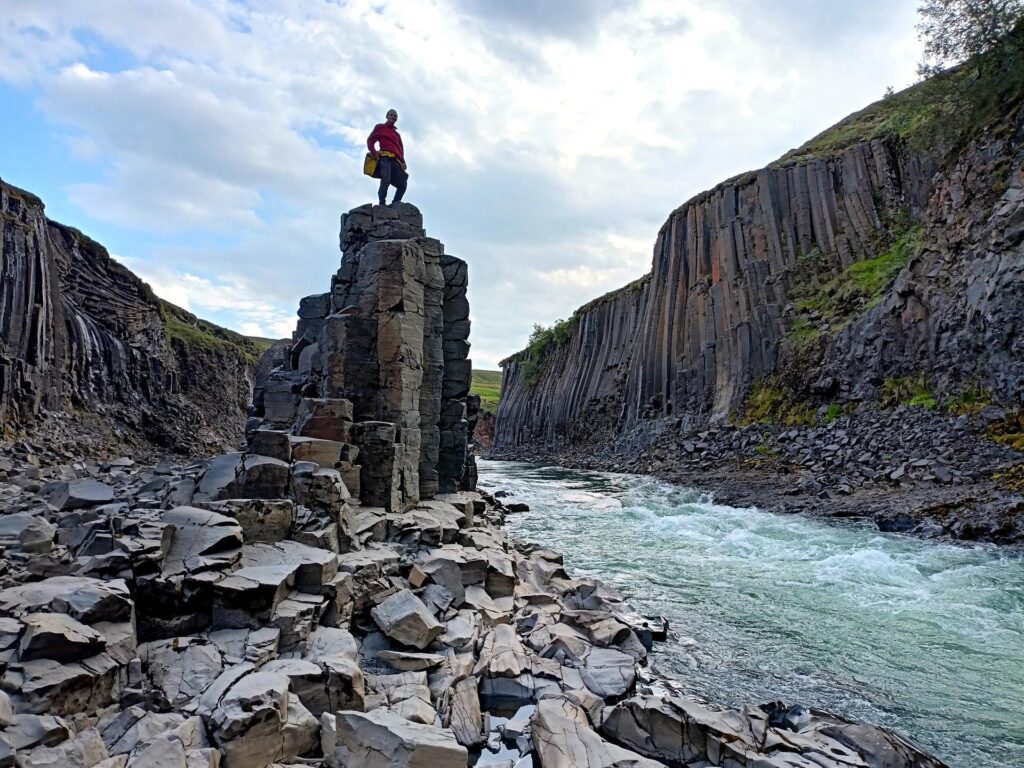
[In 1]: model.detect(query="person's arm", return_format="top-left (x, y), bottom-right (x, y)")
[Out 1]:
top-left (366, 125), bottom-right (380, 159)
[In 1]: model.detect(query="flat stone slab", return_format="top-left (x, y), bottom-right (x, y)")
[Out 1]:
top-left (18, 612), bottom-right (107, 662)
top-left (49, 479), bottom-right (115, 510)
top-left (333, 708), bottom-right (467, 767)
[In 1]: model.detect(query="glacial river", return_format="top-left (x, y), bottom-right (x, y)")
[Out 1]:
top-left (477, 460), bottom-right (1024, 768)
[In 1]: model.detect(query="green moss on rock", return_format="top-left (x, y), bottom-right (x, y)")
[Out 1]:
top-left (159, 300), bottom-right (264, 365)
top-left (741, 378), bottom-right (816, 426)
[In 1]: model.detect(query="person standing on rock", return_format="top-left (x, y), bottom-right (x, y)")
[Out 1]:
top-left (367, 109), bottom-right (408, 206)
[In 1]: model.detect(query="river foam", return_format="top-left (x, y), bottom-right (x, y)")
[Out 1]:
top-left (478, 460), bottom-right (1024, 768)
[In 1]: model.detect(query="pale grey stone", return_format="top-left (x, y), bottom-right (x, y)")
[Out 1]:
top-left (370, 589), bottom-right (443, 650)
top-left (333, 708), bottom-right (467, 767)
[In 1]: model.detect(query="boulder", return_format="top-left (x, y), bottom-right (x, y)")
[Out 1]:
top-left (440, 676), bottom-right (483, 747)
top-left (0, 577), bottom-right (133, 623)
top-left (49, 479), bottom-right (114, 511)
top-left (371, 589), bottom-right (443, 650)
top-left (238, 540), bottom-right (338, 590)
top-left (18, 612), bottom-right (107, 662)
top-left (197, 499), bottom-right (294, 544)
top-left (533, 696), bottom-right (663, 768)
top-left (138, 637), bottom-right (224, 709)
top-left (202, 669), bottom-right (318, 768)
top-left (161, 507), bottom-right (243, 577)
top-left (333, 708), bottom-right (467, 767)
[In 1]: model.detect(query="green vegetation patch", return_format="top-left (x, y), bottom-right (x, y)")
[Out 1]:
top-left (246, 336), bottom-right (279, 354)
top-left (984, 410), bottom-right (1024, 452)
top-left (994, 463), bottom-right (1024, 492)
top-left (160, 300), bottom-right (264, 365)
top-left (741, 378), bottom-right (816, 426)
top-left (471, 369), bottom-right (503, 412)
top-left (946, 386), bottom-right (993, 416)
top-left (880, 375), bottom-right (938, 410)
top-left (787, 223), bottom-right (921, 346)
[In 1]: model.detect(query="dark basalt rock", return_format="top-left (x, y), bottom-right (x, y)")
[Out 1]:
top-left (0, 178), bottom-right (260, 455)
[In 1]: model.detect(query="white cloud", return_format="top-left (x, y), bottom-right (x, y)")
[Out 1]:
top-left (0, 0), bottom-right (923, 368)
top-left (116, 256), bottom-right (297, 340)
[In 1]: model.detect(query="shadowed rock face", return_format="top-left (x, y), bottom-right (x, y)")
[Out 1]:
top-left (496, 115), bottom-right (1024, 454)
top-left (0, 179), bottom-right (259, 453)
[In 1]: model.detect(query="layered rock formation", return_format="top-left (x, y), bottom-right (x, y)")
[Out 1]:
top-left (0, 201), bottom-right (946, 768)
top-left (495, 98), bottom-right (1024, 463)
top-left (0, 178), bottom-right (260, 454)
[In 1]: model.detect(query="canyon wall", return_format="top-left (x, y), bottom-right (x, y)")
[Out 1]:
top-left (0, 178), bottom-right (260, 453)
top-left (496, 106), bottom-right (1024, 455)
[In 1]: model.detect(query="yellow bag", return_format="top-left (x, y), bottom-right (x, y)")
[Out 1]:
top-left (363, 153), bottom-right (378, 178)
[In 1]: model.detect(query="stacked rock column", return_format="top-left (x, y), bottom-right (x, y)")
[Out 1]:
top-left (249, 202), bottom-right (474, 515)
top-left (439, 255), bottom-right (473, 493)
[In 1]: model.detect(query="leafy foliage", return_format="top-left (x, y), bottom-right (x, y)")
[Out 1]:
top-left (917, 0), bottom-right (1024, 76)
top-left (517, 317), bottom-right (579, 388)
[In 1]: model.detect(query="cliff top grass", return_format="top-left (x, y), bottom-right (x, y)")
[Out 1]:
top-left (573, 274), bottom-right (651, 317)
top-left (246, 336), bottom-right (280, 354)
top-left (160, 300), bottom-right (264, 365)
top-left (471, 369), bottom-right (502, 412)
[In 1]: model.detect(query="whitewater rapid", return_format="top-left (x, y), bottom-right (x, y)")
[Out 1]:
top-left (477, 460), bottom-right (1024, 768)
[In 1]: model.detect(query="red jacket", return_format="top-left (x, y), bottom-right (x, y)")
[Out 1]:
top-left (367, 123), bottom-right (405, 163)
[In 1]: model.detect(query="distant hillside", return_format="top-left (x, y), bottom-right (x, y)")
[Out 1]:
top-left (471, 369), bottom-right (502, 412)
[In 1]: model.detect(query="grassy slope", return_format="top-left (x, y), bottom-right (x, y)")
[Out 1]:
top-left (471, 369), bottom-right (502, 412)
top-left (159, 299), bottom-right (265, 365)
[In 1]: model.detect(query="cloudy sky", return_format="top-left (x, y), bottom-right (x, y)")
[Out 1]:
top-left (1, 0), bottom-right (921, 369)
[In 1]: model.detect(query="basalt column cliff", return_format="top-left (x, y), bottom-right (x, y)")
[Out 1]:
top-left (0, 199), bottom-right (950, 766)
top-left (494, 93), bottom-right (1024, 484)
top-left (0, 178), bottom-right (261, 454)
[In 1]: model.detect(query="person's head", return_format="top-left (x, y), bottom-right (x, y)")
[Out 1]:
top-left (386, 109), bottom-right (398, 125)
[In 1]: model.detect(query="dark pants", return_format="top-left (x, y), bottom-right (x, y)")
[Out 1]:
top-left (378, 156), bottom-right (408, 205)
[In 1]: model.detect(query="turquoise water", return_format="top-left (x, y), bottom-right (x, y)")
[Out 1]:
top-left (477, 460), bottom-right (1024, 768)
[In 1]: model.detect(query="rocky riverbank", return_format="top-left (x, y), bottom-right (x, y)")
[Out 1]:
top-left (490, 405), bottom-right (1024, 547)
top-left (0, 442), bottom-right (948, 768)
top-left (0, 202), bottom-right (950, 768)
